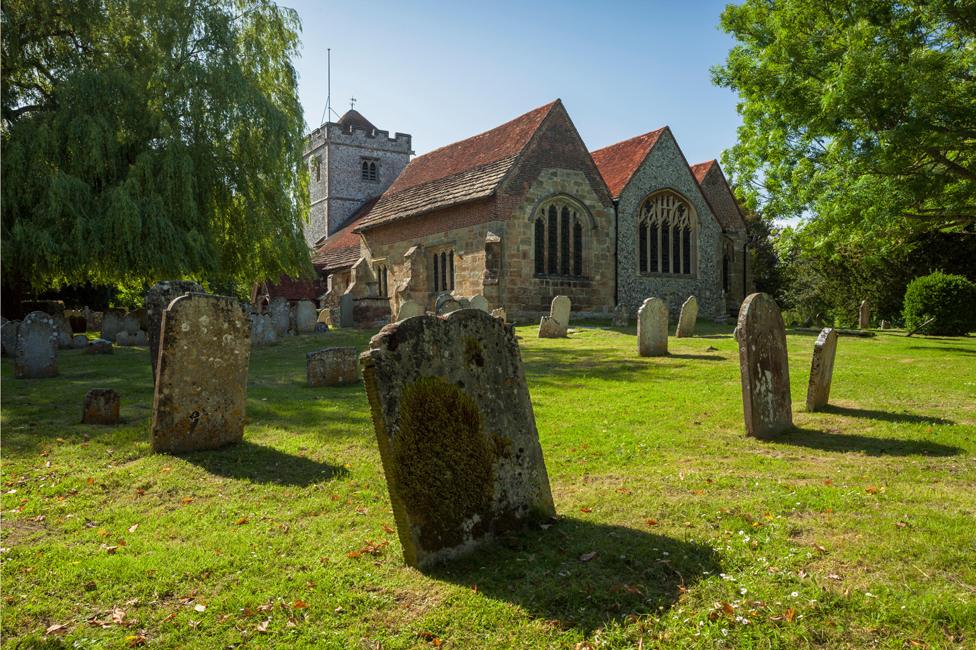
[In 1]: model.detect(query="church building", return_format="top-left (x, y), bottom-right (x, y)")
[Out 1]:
top-left (304, 100), bottom-right (750, 322)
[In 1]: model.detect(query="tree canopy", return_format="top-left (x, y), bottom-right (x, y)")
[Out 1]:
top-left (713, 0), bottom-right (976, 257)
top-left (1, 0), bottom-right (312, 292)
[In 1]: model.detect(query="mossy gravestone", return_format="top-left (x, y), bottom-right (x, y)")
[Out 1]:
top-left (360, 309), bottom-right (556, 568)
top-left (145, 280), bottom-right (204, 382)
top-left (151, 293), bottom-right (251, 453)
top-left (735, 293), bottom-right (793, 438)
top-left (538, 295), bottom-right (570, 338)
top-left (675, 295), bottom-right (698, 338)
top-left (806, 328), bottom-right (838, 412)
top-left (14, 311), bottom-right (58, 378)
top-left (637, 297), bottom-right (668, 357)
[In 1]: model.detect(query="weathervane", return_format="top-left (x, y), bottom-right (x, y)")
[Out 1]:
top-left (350, 97), bottom-right (357, 110)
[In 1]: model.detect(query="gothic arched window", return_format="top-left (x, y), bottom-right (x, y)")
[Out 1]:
top-left (361, 161), bottom-right (370, 180)
top-left (637, 191), bottom-right (697, 276)
top-left (533, 198), bottom-right (587, 278)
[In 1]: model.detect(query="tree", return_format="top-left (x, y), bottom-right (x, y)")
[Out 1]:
top-left (1, 0), bottom-right (312, 293)
top-left (713, 0), bottom-right (976, 257)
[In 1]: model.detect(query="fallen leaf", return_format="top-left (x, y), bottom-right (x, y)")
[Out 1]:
top-left (814, 544), bottom-right (827, 553)
top-left (293, 599), bottom-right (308, 609)
top-left (645, 518), bottom-right (658, 526)
top-left (105, 545), bottom-right (119, 555)
top-left (161, 466), bottom-right (172, 473)
top-left (45, 623), bottom-right (68, 636)
top-left (135, 488), bottom-right (146, 496)
top-left (193, 604), bottom-right (206, 613)
top-left (896, 521), bottom-right (909, 528)
top-left (615, 487), bottom-right (632, 495)
top-left (579, 507), bottom-right (593, 513)
top-left (690, 489), bottom-right (705, 495)
top-left (865, 486), bottom-right (879, 495)
top-left (381, 524), bottom-right (395, 534)
top-left (181, 497), bottom-right (193, 505)
top-left (828, 573), bottom-right (841, 580)
top-left (161, 612), bottom-right (177, 623)
top-left (235, 517), bottom-right (248, 526)
top-left (97, 528), bottom-right (109, 537)
top-left (579, 551), bottom-right (597, 562)
top-left (86, 477), bottom-right (95, 485)
top-left (784, 607), bottom-right (796, 623)
top-left (823, 479), bottom-right (833, 486)
top-left (127, 524), bottom-right (139, 533)
top-left (125, 634), bottom-right (147, 647)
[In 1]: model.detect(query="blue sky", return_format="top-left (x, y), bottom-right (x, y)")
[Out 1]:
top-left (283, 1), bottom-right (742, 166)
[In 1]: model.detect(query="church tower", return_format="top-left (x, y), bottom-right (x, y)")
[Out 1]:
top-left (303, 108), bottom-right (412, 247)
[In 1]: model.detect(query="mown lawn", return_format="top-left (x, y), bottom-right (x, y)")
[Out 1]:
top-left (2, 320), bottom-right (974, 649)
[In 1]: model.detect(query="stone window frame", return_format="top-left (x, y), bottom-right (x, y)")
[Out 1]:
top-left (360, 157), bottom-right (379, 182)
top-left (311, 155), bottom-right (321, 182)
top-left (531, 193), bottom-right (595, 280)
top-left (373, 259), bottom-right (390, 297)
top-left (637, 188), bottom-right (699, 278)
top-left (429, 246), bottom-right (455, 294)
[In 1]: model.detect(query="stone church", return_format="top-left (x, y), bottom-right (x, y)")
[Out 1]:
top-left (300, 100), bottom-right (750, 322)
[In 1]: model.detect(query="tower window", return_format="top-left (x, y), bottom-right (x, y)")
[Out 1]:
top-left (361, 159), bottom-right (378, 181)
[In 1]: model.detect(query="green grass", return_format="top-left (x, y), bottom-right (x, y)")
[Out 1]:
top-left (2, 322), bottom-right (975, 648)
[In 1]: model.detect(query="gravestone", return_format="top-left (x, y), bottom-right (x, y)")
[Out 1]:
top-left (491, 308), bottom-right (507, 323)
top-left (116, 330), bottom-right (148, 346)
top-left (100, 310), bottom-right (124, 341)
top-left (880, 319), bottom-right (891, 330)
top-left (51, 313), bottom-right (73, 349)
top-left (339, 294), bottom-right (354, 328)
top-left (120, 312), bottom-right (142, 338)
top-left (397, 300), bottom-right (425, 321)
top-left (67, 312), bottom-right (87, 334)
top-left (145, 280), bottom-right (204, 381)
top-left (71, 334), bottom-right (88, 349)
top-left (735, 293), bottom-right (793, 438)
top-left (611, 304), bottom-right (628, 328)
top-left (361, 309), bottom-right (556, 568)
top-left (85, 338), bottom-right (113, 354)
top-left (131, 308), bottom-right (149, 332)
top-left (675, 296), bottom-right (698, 338)
top-left (14, 311), bottom-right (59, 378)
top-left (295, 300), bottom-right (318, 333)
top-left (858, 300), bottom-right (870, 329)
top-left (269, 297), bottom-right (290, 337)
top-left (805, 328), bottom-right (838, 412)
top-left (435, 293), bottom-right (461, 315)
top-left (538, 295), bottom-right (571, 338)
top-left (1, 320), bottom-right (20, 356)
top-left (317, 308), bottom-right (333, 327)
top-left (469, 295), bottom-right (490, 312)
top-left (637, 298), bottom-right (668, 357)
top-left (83, 389), bottom-right (120, 425)
top-left (307, 347), bottom-right (359, 386)
top-left (150, 293), bottom-right (251, 452)
top-left (249, 313), bottom-right (277, 346)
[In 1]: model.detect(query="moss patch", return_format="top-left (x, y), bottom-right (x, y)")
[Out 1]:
top-left (394, 376), bottom-right (495, 551)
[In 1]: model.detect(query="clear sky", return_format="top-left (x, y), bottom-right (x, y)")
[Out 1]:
top-left (282, 0), bottom-right (742, 166)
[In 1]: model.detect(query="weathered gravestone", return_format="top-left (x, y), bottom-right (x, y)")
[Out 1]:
top-left (538, 295), bottom-right (570, 338)
top-left (858, 300), bottom-right (870, 329)
top-left (435, 293), bottom-right (461, 315)
top-left (85, 338), bottom-right (113, 354)
top-left (71, 334), bottom-right (88, 349)
top-left (145, 280), bottom-right (204, 381)
top-left (397, 300), bottom-right (425, 321)
top-left (491, 308), bottom-right (507, 323)
top-left (1, 320), bottom-right (20, 357)
top-left (469, 295), bottom-right (490, 312)
top-left (880, 319), bottom-right (891, 330)
top-left (360, 309), bottom-right (556, 567)
top-left (14, 311), bottom-right (59, 378)
top-left (100, 310), bottom-right (124, 341)
top-left (52, 314), bottom-right (74, 349)
top-left (307, 347), bottom-right (359, 386)
top-left (637, 297), bottom-right (668, 357)
top-left (82, 388), bottom-right (120, 425)
top-left (150, 293), bottom-right (251, 452)
top-left (120, 312), bottom-right (142, 338)
top-left (735, 293), bottom-right (793, 438)
top-left (805, 328), bottom-right (838, 412)
top-left (295, 300), bottom-right (318, 334)
top-left (249, 312), bottom-right (277, 346)
top-left (675, 296), bottom-right (699, 338)
top-left (611, 304), bottom-right (628, 328)
top-left (67, 311), bottom-right (87, 334)
top-left (339, 294), bottom-right (355, 328)
top-left (116, 330), bottom-right (148, 346)
top-left (269, 297), bottom-right (291, 337)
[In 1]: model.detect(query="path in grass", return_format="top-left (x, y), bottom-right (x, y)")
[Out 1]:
top-left (2, 322), bottom-right (974, 648)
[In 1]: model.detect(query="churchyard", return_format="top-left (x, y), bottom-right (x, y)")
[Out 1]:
top-left (1, 315), bottom-right (974, 649)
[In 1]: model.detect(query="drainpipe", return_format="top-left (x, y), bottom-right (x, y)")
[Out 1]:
top-left (613, 198), bottom-right (619, 307)
top-left (742, 238), bottom-right (749, 299)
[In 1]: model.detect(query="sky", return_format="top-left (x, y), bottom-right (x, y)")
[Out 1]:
top-left (282, 0), bottom-right (743, 166)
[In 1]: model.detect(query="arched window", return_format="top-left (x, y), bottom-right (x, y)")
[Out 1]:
top-left (431, 249), bottom-right (455, 293)
top-left (361, 161), bottom-right (370, 180)
top-left (369, 161), bottom-right (377, 181)
top-left (533, 198), bottom-right (587, 278)
top-left (637, 191), bottom-right (697, 276)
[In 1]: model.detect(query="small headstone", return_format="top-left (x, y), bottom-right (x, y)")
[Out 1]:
top-left (397, 300), bottom-right (425, 321)
top-left (456, 297), bottom-right (471, 309)
top-left (145, 280), bottom-right (204, 381)
top-left (675, 296), bottom-right (698, 338)
top-left (131, 308), bottom-right (150, 332)
top-left (805, 328), bottom-right (838, 412)
top-left (880, 319), bottom-right (891, 330)
top-left (468, 295), bottom-right (490, 312)
top-left (85, 338), bottom-right (114, 354)
top-left (537, 316), bottom-right (565, 338)
top-left (269, 297), bottom-right (290, 337)
top-left (295, 300), bottom-right (318, 333)
top-left (68, 313), bottom-right (87, 334)
top-left (248, 313), bottom-right (277, 346)
top-left (71, 334), bottom-right (88, 349)
top-left (361, 310), bottom-right (556, 568)
top-left (53, 314), bottom-right (73, 349)
top-left (100, 310), bottom-right (124, 341)
top-left (637, 298), bottom-right (668, 357)
top-left (307, 347), bottom-right (359, 386)
top-left (150, 293), bottom-right (251, 453)
top-left (735, 293), bottom-right (793, 438)
top-left (82, 389), bottom-right (120, 425)
top-left (435, 293), bottom-right (461, 315)
top-left (1, 320), bottom-right (20, 357)
top-left (14, 311), bottom-right (59, 378)
top-left (339, 294), bottom-right (354, 328)
top-left (538, 296), bottom-right (571, 338)
top-left (611, 304), bottom-right (628, 328)
top-left (120, 312), bottom-right (141, 337)
top-left (858, 300), bottom-right (870, 329)
top-left (490, 308), bottom-right (507, 323)
top-left (116, 330), bottom-right (148, 347)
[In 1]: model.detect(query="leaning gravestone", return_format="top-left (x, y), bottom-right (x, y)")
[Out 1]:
top-left (858, 300), bottom-right (870, 329)
top-left (675, 296), bottom-right (699, 338)
top-left (83, 389), bottom-right (120, 425)
top-left (735, 293), bottom-right (793, 438)
top-left (295, 300), bottom-right (318, 334)
top-left (637, 297), bottom-right (668, 356)
top-left (145, 280), bottom-right (204, 382)
top-left (611, 303), bottom-right (628, 327)
top-left (538, 295), bottom-right (570, 338)
top-left (269, 297), bottom-right (290, 337)
top-left (397, 300), bottom-right (425, 321)
top-left (150, 293), bottom-right (251, 452)
top-left (468, 295), bottom-right (490, 312)
top-left (805, 328), bottom-right (838, 412)
top-left (361, 309), bottom-right (556, 568)
top-left (307, 347), bottom-right (359, 387)
top-left (14, 311), bottom-right (59, 378)
top-left (1, 320), bottom-right (20, 357)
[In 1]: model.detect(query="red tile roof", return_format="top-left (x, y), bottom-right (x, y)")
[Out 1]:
top-left (690, 159), bottom-right (747, 232)
top-left (311, 197), bottom-right (377, 271)
top-left (589, 128), bottom-right (668, 199)
top-left (355, 100), bottom-right (560, 231)
top-left (690, 159), bottom-right (718, 183)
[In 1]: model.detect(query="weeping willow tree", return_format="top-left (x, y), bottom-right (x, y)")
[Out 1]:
top-left (1, 0), bottom-right (312, 293)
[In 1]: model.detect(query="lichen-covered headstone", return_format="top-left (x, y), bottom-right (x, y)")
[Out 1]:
top-left (397, 300), bottom-right (425, 321)
top-left (100, 310), bottom-right (124, 342)
top-left (538, 295), bottom-right (571, 338)
top-left (611, 304), bottom-right (628, 327)
top-left (805, 328), bottom-right (838, 412)
top-left (675, 296), bottom-right (698, 338)
top-left (858, 300), bottom-right (870, 329)
top-left (14, 311), bottom-right (58, 378)
top-left (295, 300), bottom-right (318, 333)
top-left (361, 310), bottom-right (556, 567)
top-left (469, 295), bottom-right (490, 312)
top-left (339, 294), bottom-right (354, 328)
top-left (435, 293), bottom-right (461, 315)
top-left (735, 293), bottom-right (793, 438)
top-left (269, 297), bottom-right (290, 337)
top-left (150, 293), bottom-right (251, 453)
top-left (1, 320), bottom-right (20, 357)
top-left (52, 313), bottom-right (73, 349)
top-left (637, 298), bottom-right (668, 357)
top-left (83, 388), bottom-right (120, 425)
top-left (307, 347), bottom-right (359, 386)
top-left (116, 330), bottom-right (148, 346)
top-left (72, 334), bottom-right (88, 349)
top-left (249, 312), bottom-right (277, 346)
top-left (145, 280), bottom-right (204, 381)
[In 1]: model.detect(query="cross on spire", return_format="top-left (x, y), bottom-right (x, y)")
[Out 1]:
top-left (350, 96), bottom-right (357, 110)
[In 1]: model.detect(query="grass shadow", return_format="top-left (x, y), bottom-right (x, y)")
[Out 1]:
top-left (907, 345), bottom-right (976, 356)
top-left (180, 440), bottom-right (349, 486)
top-left (820, 404), bottom-right (953, 425)
top-left (774, 427), bottom-right (961, 457)
top-left (667, 353), bottom-right (728, 361)
top-left (426, 517), bottom-right (720, 634)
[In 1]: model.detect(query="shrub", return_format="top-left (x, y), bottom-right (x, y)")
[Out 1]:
top-left (902, 272), bottom-right (976, 336)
